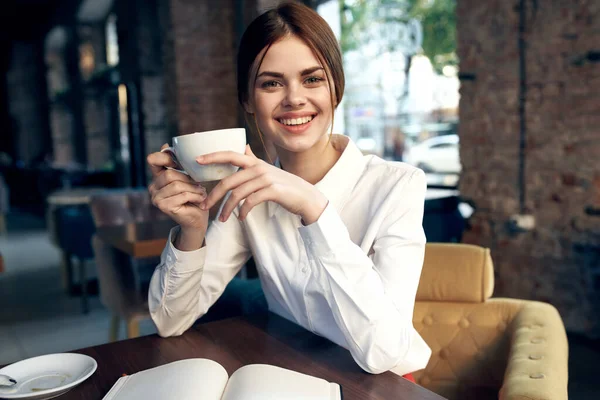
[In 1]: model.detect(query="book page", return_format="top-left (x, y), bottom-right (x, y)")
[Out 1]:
top-left (102, 359), bottom-right (229, 400)
top-left (221, 364), bottom-right (341, 400)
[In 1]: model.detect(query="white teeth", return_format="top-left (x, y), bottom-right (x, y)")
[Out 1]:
top-left (279, 115), bottom-right (314, 126)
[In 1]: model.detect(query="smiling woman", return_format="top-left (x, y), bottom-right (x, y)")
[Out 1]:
top-left (245, 36), bottom-right (337, 163)
top-left (146, 1), bottom-right (431, 380)
top-left (235, 4), bottom-right (345, 168)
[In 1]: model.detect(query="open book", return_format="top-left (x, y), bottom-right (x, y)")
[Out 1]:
top-left (102, 358), bottom-right (342, 400)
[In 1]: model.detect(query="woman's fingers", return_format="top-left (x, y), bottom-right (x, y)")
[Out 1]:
top-left (155, 192), bottom-right (207, 215)
top-left (202, 165), bottom-right (266, 211)
top-left (238, 187), bottom-right (275, 220)
top-left (152, 180), bottom-right (206, 204)
top-left (219, 174), bottom-right (271, 221)
top-left (147, 146), bottom-right (178, 177)
top-left (153, 168), bottom-right (196, 191)
top-left (196, 150), bottom-right (257, 169)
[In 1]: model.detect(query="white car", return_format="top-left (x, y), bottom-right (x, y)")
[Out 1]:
top-left (404, 134), bottom-right (461, 174)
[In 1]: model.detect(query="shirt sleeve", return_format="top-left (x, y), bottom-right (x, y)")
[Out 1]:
top-left (148, 208), bottom-right (250, 337)
top-left (297, 169), bottom-right (429, 374)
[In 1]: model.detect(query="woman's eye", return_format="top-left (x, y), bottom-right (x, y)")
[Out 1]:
top-left (261, 80), bottom-right (281, 88)
top-left (305, 76), bottom-right (324, 85)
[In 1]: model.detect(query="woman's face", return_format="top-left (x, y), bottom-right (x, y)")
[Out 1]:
top-left (247, 35), bottom-right (334, 154)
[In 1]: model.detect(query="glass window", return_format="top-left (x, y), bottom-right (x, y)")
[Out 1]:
top-left (106, 14), bottom-right (119, 67)
top-left (318, 0), bottom-right (459, 186)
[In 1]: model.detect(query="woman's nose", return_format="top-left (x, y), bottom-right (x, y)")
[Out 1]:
top-left (283, 84), bottom-right (307, 107)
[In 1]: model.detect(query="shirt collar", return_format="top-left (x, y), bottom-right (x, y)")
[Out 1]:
top-left (268, 135), bottom-right (367, 218)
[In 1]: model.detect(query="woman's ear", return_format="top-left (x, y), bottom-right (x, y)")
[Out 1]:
top-left (243, 100), bottom-right (254, 114)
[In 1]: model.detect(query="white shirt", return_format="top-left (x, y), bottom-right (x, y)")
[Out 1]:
top-left (148, 135), bottom-right (432, 376)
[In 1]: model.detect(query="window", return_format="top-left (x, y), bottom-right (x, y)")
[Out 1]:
top-left (106, 14), bottom-right (119, 67)
top-left (318, 0), bottom-right (460, 184)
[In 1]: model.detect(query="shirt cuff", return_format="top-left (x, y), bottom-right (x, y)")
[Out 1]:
top-left (163, 226), bottom-right (206, 271)
top-left (297, 202), bottom-right (349, 257)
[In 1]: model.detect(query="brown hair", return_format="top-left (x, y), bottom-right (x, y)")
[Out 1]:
top-left (237, 1), bottom-right (345, 156)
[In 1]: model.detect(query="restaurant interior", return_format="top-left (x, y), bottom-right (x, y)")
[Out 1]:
top-left (0, 0), bottom-right (599, 399)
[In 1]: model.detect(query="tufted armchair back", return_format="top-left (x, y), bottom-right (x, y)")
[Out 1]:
top-left (412, 243), bottom-right (568, 400)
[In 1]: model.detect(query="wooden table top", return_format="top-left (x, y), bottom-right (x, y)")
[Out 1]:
top-left (56, 313), bottom-right (444, 400)
top-left (46, 187), bottom-right (149, 206)
top-left (95, 219), bottom-right (176, 258)
top-left (46, 187), bottom-right (108, 206)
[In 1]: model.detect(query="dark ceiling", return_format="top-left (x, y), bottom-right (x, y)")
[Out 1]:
top-left (1, 0), bottom-right (81, 42)
top-left (1, 0), bottom-right (331, 43)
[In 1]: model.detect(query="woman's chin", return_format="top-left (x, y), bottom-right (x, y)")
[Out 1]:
top-left (274, 134), bottom-right (323, 154)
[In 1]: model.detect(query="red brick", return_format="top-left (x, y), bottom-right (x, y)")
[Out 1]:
top-left (459, 0), bottom-right (600, 336)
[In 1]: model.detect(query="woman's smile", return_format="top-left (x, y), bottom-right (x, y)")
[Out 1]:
top-left (275, 112), bottom-right (318, 134)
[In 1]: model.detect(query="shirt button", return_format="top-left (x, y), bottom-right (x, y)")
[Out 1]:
top-left (302, 266), bottom-right (309, 273)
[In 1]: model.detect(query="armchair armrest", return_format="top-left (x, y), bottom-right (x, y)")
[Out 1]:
top-left (500, 301), bottom-right (569, 400)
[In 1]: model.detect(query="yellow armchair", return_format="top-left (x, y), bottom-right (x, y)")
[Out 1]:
top-left (413, 243), bottom-right (569, 400)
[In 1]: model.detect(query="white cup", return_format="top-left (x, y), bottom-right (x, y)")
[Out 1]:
top-left (161, 128), bottom-right (246, 182)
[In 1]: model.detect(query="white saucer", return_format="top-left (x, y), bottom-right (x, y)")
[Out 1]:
top-left (0, 353), bottom-right (97, 399)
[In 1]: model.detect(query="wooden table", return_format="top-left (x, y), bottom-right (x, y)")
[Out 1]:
top-left (46, 187), bottom-right (111, 207)
top-left (58, 313), bottom-right (445, 400)
top-left (46, 187), bottom-right (150, 305)
top-left (95, 219), bottom-right (176, 258)
top-left (95, 219), bottom-right (177, 299)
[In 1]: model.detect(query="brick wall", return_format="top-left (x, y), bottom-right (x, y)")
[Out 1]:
top-left (48, 103), bottom-right (74, 166)
top-left (136, 0), bottom-right (169, 159)
top-left (156, 0), bottom-right (178, 143)
top-left (78, 23), bottom-right (112, 170)
top-left (168, 0), bottom-right (239, 136)
top-left (457, 0), bottom-right (600, 335)
top-left (46, 34), bottom-right (75, 167)
top-left (258, 0), bottom-right (287, 12)
top-left (6, 41), bottom-right (51, 164)
top-left (82, 93), bottom-right (111, 169)
top-left (158, 0), bottom-right (276, 163)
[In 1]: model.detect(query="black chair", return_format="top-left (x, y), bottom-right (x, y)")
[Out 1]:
top-left (54, 205), bottom-right (96, 313)
top-left (423, 194), bottom-right (465, 243)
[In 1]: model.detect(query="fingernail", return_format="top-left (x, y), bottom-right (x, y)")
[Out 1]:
top-left (220, 214), bottom-right (226, 222)
top-left (200, 202), bottom-right (207, 210)
top-left (196, 156), bottom-right (204, 163)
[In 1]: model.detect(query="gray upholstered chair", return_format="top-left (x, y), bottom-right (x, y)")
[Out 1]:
top-left (91, 234), bottom-right (151, 340)
top-left (0, 174), bottom-right (9, 235)
top-left (89, 189), bottom-right (168, 340)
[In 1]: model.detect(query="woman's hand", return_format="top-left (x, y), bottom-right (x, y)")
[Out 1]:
top-left (147, 144), bottom-right (209, 235)
top-left (198, 145), bottom-right (328, 225)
